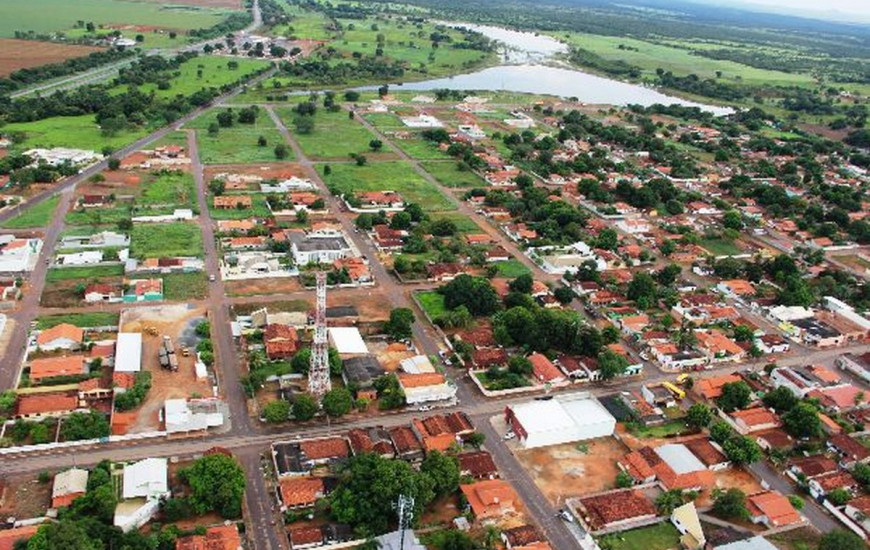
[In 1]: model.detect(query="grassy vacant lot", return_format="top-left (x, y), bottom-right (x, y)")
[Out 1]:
top-left (628, 419), bottom-right (691, 439)
top-left (162, 272), bottom-right (208, 300)
top-left (36, 312), bottom-right (120, 330)
top-left (495, 260), bottom-right (531, 278)
top-left (139, 171), bottom-right (196, 209)
top-left (417, 291), bottom-right (447, 319)
top-left (131, 222), bottom-right (202, 258)
top-left (323, 161), bottom-right (454, 212)
top-left (65, 205), bottom-right (131, 227)
top-left (0, 0), bottom-right (232, 37)
top-left (208, 194), bottom-right (272, 220)
top-left (126, 56), bottom-right (269, 99)
top-left (421, 161), bottom-right (487, 188)
top-left (0, 196), bottom-right (59, 229)
top-left (363, 113), bottom-right (406, 130)
top-left (197, 128), bottom-right (289, 164)
top-left (46, 265), bottom-right (125, 283)
top-left (560, 32), bottom-right (815, 87)
top-left (393, 136), bottom-right (451, 160)
top-left (430, 212), bottom-right (481, 234)
top-left (270, 6), bottom-right (335, 41)
top-left (699, 238), bottom-right (742, 257)
top-left (276, 107), bottom-right (382, 160)
top-left (598, 523), bottom-right (680, 550)
top-left (2, 115), bottom-right (147, 154)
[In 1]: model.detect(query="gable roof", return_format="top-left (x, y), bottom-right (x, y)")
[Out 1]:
top-left (36, 323), bottom-right (84, 346)
top-left (29, 356), bottom-right (86, 380)
top-left (747, 491), bottom-right (801, 527)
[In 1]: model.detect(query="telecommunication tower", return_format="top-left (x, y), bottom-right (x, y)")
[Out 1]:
top-left (396, 494), bottom-right (415, 550)
top-left (308, 272), bottom-right (331, 400)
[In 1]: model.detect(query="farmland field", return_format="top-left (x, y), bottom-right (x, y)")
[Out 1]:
top-left (322, 161), bottom-right (455, 212)
top-left (0, 196), bottom-right (60, 229)
top-left (0, 39), bottom-right (104, 76)
top-left (130, 222), bottom-right (203, 258)
top-left (120, 56), bottom-right (270, 98)
top-left (0, 0), bottom-right (234, 37)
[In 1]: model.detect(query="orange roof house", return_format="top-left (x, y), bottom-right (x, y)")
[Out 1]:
top-left (695, 329), bottom-right (744, 360)
top-left (278, 477), bottom-right (327, 509)
top-left (694, 373), bottom-right (742, 401)
top-left (16, 392), bottom-right (79, 418)
top-left (175, 525), bottom-right (242, 550)
top-left (29, 356), bottom-right (87, 382)
top-left (0, 525), bottom-right (40, 550)
top-left (576, 489), bottom-right (657, 531)
top-left (747, 491), bottom-right (802, 528)
top-left (528, 353), bottom-right (565, 384)
top-left (460, 479), bottom-right (519, 520)
top-left (728, 407), bottom-right (781, 435)
top-left (213, 195), bottom-right (252, 209)
top-left (36, 323), bottom-right (84, 349)
top-left (718, 279), bottom-right (755, 297)
top-left (619, 446), bottom-right (714, 491)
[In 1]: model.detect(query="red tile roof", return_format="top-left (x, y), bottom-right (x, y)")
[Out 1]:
top-left (747, 491), bottom-right (801, 527)
top-left (578, 490), bottom-right (656, 530)
top-left (36, 323), bottom-right (83, 346)
top-left (175, 525), bottom-right (242, 550)
top-left (278, 477), bottom-right (324, 508)
top-left (528, 353), bottom-right (563, 383)
top-left (29, 356), bottom-right (86, 381)
top-left (300, 437), bottom-right (349, 461)
top-left (16, 392), bottom-right (78, 416)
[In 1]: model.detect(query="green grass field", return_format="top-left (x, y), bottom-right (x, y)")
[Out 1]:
top-left (276, 107), bottom-right (382, 160)
top-left (64, 206), bottom-right (131, 227)
top-left (130, 222), bottom-right (202, 258)
top-left (699, 238), bottom-right (742, 257)
top-left (270, 7), bottom-right (335, 41)
top-left (559, 32), bottom-right (815, 87)
top-left (208, 194), bottom-right (273, 220)
top-left (197, 128), bottom-right (290, 164)
top-left (597, 523), bottom-right (681, 550)
top-left (0, 0), bottom-right (235, 37)
top-left (123, 56), bottom-right (270, 98)
top-left (139, 171), bottom-right (196, 209)
top-left (2, 115), bottom-right (147, 155)
top-left (416, 291), bottom-right (448, 319)
top-left (45, 264), bottom-right (125, 283)
top-left (162, 271), bottom-right (208, 300)
top-left (628, 419), bottom-right (690, 438)
top-left (430, 212), bottom-right (482, 234)
top-left (420, 161), bottom-right (487, 188)
top-left (494, 260), bottom-right (531, 278)
top-left (36, 312), bottom-right (120, 330)
top-left (323, 161), bottom-right (454, 212)
top-left (393, 136), bottom-right (452, 160)
top-left (0, 196), bottom-right (59, 229)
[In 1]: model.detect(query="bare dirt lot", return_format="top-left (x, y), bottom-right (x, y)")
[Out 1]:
top-left (225, 277), bottom-right (304, 297)
top-left (515, 437), bottom-right (631, 504)
top-left (0, 474), bottom-right (51, 519)
top-left (0, 39), bottom-right (104, 76)
top-left (127, 0), bottom-right (243, 10)
top-left (116, 304), bottom-right (213, 434)
top-left (203, 163), bottom-right (309, 182)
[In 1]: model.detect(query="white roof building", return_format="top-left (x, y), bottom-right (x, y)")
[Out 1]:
top-left (164, 398), bottom-right (223, 433)
top-left (52, 468), bottom-right (89, 503)
top-left (328, 327), bottom-right (368, 355)
top-left (506, 393), bottom-right (616, 448)
top-left (656, 444), bottom-right (707, 474)
top-left (374, 529), bottom-right (427, 550)
top-left (122, 458), bottom-right (168, 500)
top-left (58, 250), bottom-right (103, 265)
top-left (115, 332), bottom-right (142, 373)
top-left (768, 305), bottom-right (814, 323)
top-left (400, 355), bottom-right (436, 374)
top-left (714, 537), bottom-right (779, 550)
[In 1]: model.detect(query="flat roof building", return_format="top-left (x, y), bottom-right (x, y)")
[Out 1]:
top-left (506, 393), bottom-right (615, 448)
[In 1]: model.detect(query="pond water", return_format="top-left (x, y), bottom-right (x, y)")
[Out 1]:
top-left (386, 22), bottom-right (734, 114)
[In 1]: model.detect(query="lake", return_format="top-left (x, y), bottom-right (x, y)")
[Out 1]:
top-left (390, 22), bottom-right (734, 114)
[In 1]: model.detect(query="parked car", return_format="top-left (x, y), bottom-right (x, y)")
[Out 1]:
top-left (558, 509), bottom-right (575, 523)
top-left (503, 431), bottom-right (516, 440)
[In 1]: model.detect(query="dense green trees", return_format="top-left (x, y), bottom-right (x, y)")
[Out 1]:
top-left (181, 453), bottom-right (246, 518)
top-left (384, 308), bottom-right (415, 340)
top-left (322, 388), bottom-right (354, 418)
top-left (716, 381), bottom-right (752, 413)
top-left (439, 275), bottom-right (500, 316)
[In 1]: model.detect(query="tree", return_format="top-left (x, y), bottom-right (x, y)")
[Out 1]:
top-left (655, 490), bottom-right (685, 515)
top-left (721, 434), bottom-right (762, 465)
top-left (294, 114), bottom-right (315, 134)
top-left (596, 228), bottom-right (618, 250)
top-left (0, 390), bottom-right (16, 413)
top-left (208, 122), bottom-right (220, 136)
top-left (421, 450), bottom-right (460, 497)
top-left (440, 275), bottom-right (500, 316)
top-left (292, 394), bottom-right (318, 421)
top-left (384, 308), bottom-right (415, 340)
top-left (355, 154), bottom-right (367, 166)
top-left (655, 264), bottom-right (682, 287)
top-left (819, 530), bottom-right (865, 550)
top-left (183, 453), bottom-right (246, 518)
top-left (263, 399), bottom-right (290, 423)
top-left (827, 488), bottom-right (852, 506)
top-left (369, 139), bottom-right (383, 151)
top-left (216, 110), bottom-right (234, 128)
top-left (717, 381), bottom-right (752, 412)
top-left (466, 432), bottom-right (485, 450)
top-left (722, 210), bottom-right (744, 230)
top-left (60, 410), bottom-right (109, 441)
top-left (781, 402), bottom-right (821, 439)
top-left (322, 388), bottom-right (353, 418)
top-left (712, 488), bottom-right (749, 520)
top-left (686, 403), bottom-right (713, 429)
top-left (762, 386), bottom-right (798, 413)
top-left (598, 349), bottom-right (629, 380)
top-left (554, 286), bottom-right (575, 305)
top-left (788, 495), bottom-right (804, 510)
top-left (26, 520), bottom-right (97, 550)
top-left (509, 274), bottom-right (533, 294)
top-left (627, 272), bottom-right (658, 309)
top-left (257, 135), bottom-right (267, 147)
top-left (274, 144), bottom-right (289, 159)
top-left (615, 471), bottom-right (634, 488)
top-left (330, 453), bottom-right (434, 535)
top-left (659, 239), bottom-right (677, 256)
top-left (373, 374), bottom-right (405, 410)
top-left (107, 157), bottom-right (120, 170)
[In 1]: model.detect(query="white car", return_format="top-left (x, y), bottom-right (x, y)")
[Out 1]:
top-left (503, 431), bottom-right (516, 440)
top-left (417, 405), bottom-right (432, 412)
top-left (558, 509), bottom-right (575, 523)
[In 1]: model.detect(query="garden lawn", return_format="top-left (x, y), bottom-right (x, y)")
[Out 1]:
top-left (421, 161), bottom-right (487, 188)
top-left (130, 222), bottom-right (202, 258)
top-left (628, 419), bottom-right (690, 438)
top-left (417, 291), bottom-right (447, 319)
top-left (0, 196), bottom-right (59, 229)
top-left (276, 107), bottom-right (382, 159)
top-left (430, 212), bottom-right (482, 234)
top-left (162, 272), bottom-right (208, 300)
top-left (197, 128), bottom-right (290, 164)
top-left (494, 260), bottom-right (531, 278)
top-left (36, 312), bottom-right (120, 330)
top-left (2, 115), bottom-right (147, 154)
top-left (597, 522), bottom-right (681, 550)
top-left (323, 161), bottom-right (454, 212)
top-left (46, 265), bottom-right (124, 283)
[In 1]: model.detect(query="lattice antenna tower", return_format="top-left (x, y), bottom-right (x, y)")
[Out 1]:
top-left (396, 494), bottom-right (415, 550)
top-left (308, 271), bottom-right (331, 400)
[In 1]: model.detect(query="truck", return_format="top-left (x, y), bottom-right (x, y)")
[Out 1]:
top-left (662, 381), bottom-right (686, 400)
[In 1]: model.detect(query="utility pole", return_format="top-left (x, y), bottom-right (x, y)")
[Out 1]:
top-left (307, 272), bottom-right (331, 400)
